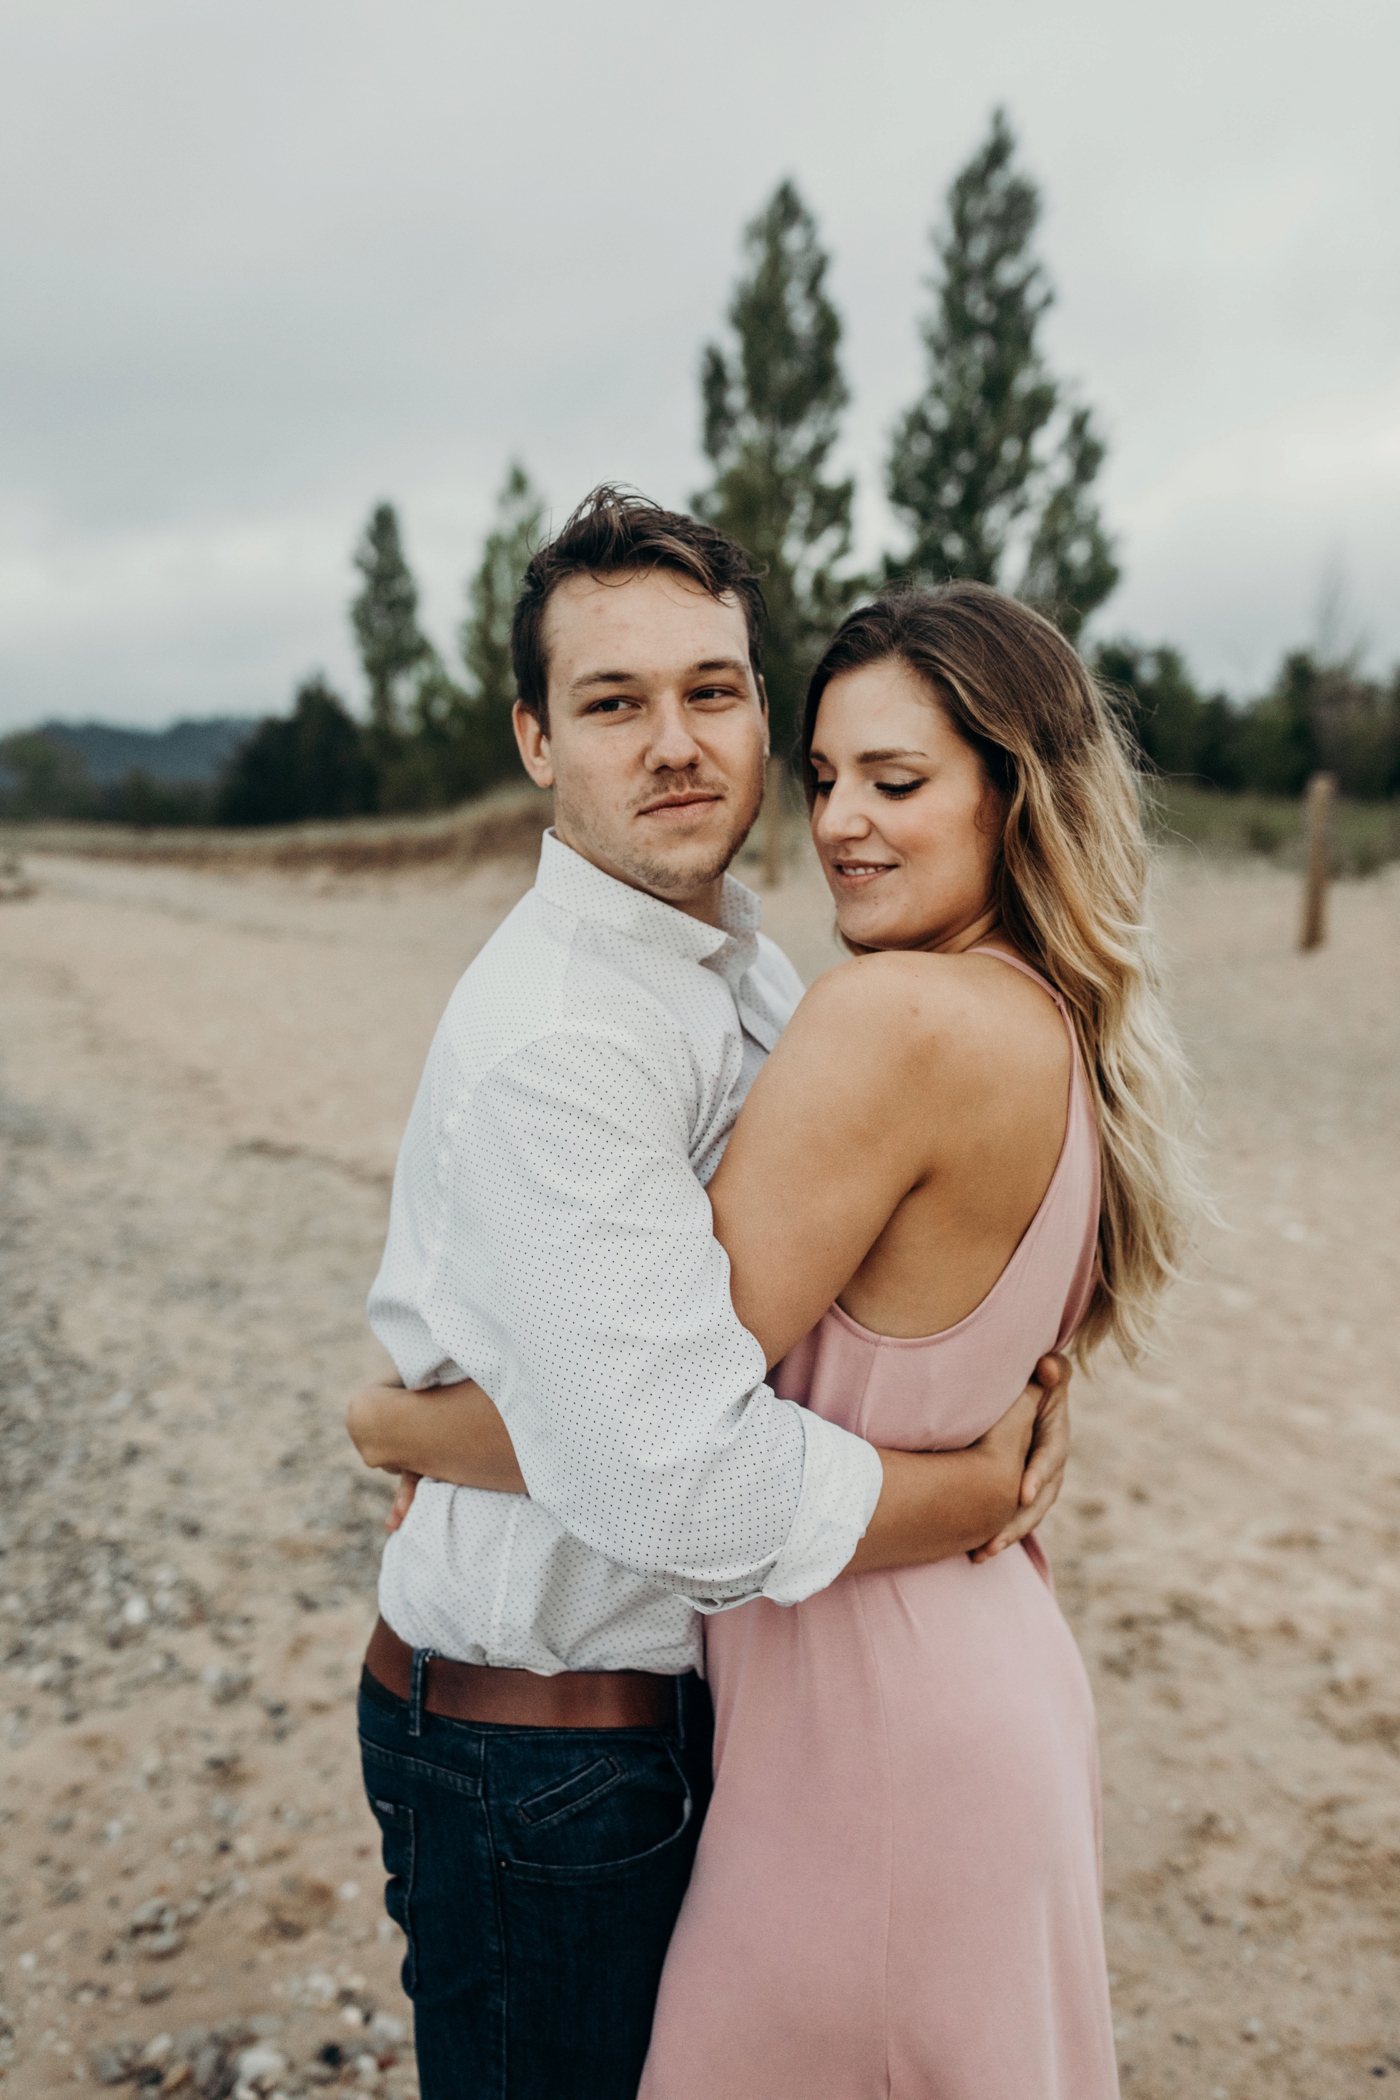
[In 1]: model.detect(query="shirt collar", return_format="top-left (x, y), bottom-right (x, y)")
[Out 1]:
top-left (535, 828), bottom-right (763, 979)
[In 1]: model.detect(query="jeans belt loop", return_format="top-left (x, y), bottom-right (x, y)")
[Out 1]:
top-left (408, 1646), bottom-right (438, 1739)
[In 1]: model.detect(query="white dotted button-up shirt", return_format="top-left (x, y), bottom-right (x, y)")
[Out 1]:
top-left (368, 830), bottom-right (884, 1675)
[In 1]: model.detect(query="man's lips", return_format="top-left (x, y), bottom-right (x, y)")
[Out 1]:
top-left (637, 792), bottom-right (724, 817)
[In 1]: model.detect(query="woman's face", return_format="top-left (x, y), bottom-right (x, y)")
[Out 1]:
top-left (808, 656), bottom-right (1003, 953)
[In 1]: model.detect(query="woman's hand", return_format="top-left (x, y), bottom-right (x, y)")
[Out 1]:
top-left (346, 1377), bottom-right (410, 1474)
top-left (345, 1376), bottom-right (529, 1496)
top-left (386, 1471), bottom-right (421, 1535)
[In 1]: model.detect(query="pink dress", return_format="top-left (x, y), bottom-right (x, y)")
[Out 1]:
top-left (640, 953), bottom-right (1119, 2100)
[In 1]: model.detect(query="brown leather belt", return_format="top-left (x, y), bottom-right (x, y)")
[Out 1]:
top-left (364, 1616), bottom-right (677, 1729)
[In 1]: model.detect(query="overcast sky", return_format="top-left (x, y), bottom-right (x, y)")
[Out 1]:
top-left (2, 0), bottom-right (1398, 732)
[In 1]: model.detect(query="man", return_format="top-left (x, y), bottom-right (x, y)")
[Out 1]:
top-left (352, 486), bottom-right (1069, 2099)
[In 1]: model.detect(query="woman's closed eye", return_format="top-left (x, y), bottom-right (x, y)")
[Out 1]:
top-left (812, 776), bottom-right (926, 799)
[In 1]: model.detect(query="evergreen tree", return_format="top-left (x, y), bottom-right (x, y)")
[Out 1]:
top-left (887, 109), bottom-right (1119, 638)
top-left (696, 179), bottom-right (857, 754)
top-left (350, 502), bottom-right (432, 753)
top-left (457, 460), bottom-right (546, 774)
top-left (0, 730), bottom-right (95, 819)
top-left (1019, 406), bottom-right (1120, 642)
top-left (1194, 692), bottom-right (1248, 794)
top-left (216, 676), bottom-right (376, 826)
top-left (1095, 642), bottom-right (1209, 780)
top-left (374, 464), bottom-right (546, 812)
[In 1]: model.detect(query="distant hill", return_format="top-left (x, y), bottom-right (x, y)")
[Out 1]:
top-left (39, 717), bottom-right (257, 786)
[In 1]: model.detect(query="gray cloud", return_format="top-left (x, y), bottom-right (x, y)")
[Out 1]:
top-left (2, 0), bottom-right (1397, 729)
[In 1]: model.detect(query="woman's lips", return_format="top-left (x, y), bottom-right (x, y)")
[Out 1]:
top-left (830, 859), bottom-right (898, 886)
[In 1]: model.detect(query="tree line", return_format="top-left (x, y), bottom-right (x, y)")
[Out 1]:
top-left (4, 111), bottom-right (1398, 826)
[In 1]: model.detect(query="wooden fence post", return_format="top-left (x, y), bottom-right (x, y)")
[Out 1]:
top-left (762, 755), bottom-right (786, 889)
top-left (1299, 771), bottom-right (1336, 952)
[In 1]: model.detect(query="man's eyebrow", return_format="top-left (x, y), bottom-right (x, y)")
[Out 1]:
top-left (568, 657), bottom-right (750, 694)
top-left (569, 668), bottom-right (635, 693)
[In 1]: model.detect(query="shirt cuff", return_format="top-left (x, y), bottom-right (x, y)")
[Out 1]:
top-left (757, 1409), bottom-right (884, 1607)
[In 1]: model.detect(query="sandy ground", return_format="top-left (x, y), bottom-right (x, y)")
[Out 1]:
top-left (0, 836), bottom-right (1398, 2100)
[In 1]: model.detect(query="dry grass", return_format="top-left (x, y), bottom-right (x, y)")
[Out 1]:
top-left (1149, 781), bottom-right (1400, 878)
top-left (0, 782), bottom-right (553, 875)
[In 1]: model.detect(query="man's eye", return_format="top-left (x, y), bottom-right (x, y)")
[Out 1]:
top-left (586, 697), bottom-right (632, 715)
top-left (812, 779), bottom-right (833, 796)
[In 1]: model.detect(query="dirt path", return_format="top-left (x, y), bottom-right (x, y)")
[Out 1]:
top-left (0, 843), bottom-right (1397, 2099)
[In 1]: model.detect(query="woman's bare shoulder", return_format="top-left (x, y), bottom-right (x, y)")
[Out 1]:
top-left (786, 948), bottom-right (1067, 1089)
top-left (792, 946), bottom-right (1045, 1030)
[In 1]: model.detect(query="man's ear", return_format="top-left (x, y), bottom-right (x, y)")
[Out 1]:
top-left (513, 701), bottom-right (555, 789)
top-left (755, 673), bottom-right (770, 760)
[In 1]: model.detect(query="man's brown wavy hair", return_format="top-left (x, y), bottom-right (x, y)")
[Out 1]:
top-left (511, 484), bottom-right (767, 730)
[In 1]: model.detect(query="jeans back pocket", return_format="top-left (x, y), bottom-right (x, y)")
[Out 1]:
top-left (515, 1754), bottom-right (625, 1830)
top-left (497, 1736), bottom-right (692, 1878)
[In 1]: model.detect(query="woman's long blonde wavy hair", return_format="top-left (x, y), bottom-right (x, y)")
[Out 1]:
top-left (801, 581), bottom-right (1198, 1363)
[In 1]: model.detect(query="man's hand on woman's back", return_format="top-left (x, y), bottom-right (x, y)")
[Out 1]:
top-left (968, 1353), bottom-right (1071, 1563)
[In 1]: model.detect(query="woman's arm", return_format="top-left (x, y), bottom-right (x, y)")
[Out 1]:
top-left (346, 1362), bottom-right (1071, 1567)
top-left (348, 1378), bottom-right (527, 1494)
top-left (705, 956), bottom-right (948, 1365)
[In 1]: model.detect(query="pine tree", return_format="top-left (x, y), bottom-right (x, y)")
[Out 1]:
top-left (696, 180), bottom-right (857, 755)
top-left (458, 460), bottom-right (546, 770)
top-left (886, 110), bottom-right (1119, 638)
top-left (216, 676), bottom-right (376, 826)
top-left (381, 463), bottom-right (546, 810)
top-left (1020, 406), bottom-right (1121, 642)
top-left (0, 730), bottom-right (94, 820)
top-left (350, 502), bottom-right (432, 754)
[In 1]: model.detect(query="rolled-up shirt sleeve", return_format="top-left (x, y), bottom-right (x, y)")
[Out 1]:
top-left (369, 1025), bottom-right (883, 1610)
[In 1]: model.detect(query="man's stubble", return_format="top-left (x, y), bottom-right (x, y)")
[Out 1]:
top-left (553, 768), bottom-right (765, 905)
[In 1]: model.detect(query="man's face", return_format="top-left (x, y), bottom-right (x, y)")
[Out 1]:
top-left (513, 569), bottom-right (768, 922)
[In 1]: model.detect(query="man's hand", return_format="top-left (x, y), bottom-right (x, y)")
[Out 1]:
top-left (969, 1351), bottom-right (1072, 1563)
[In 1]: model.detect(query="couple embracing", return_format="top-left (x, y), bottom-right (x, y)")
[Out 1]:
top-left (346, 485), bottom-right (1192, 2099)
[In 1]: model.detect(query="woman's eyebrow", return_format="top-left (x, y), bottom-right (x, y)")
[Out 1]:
top-left (809, 746), bottom-right (929, 767)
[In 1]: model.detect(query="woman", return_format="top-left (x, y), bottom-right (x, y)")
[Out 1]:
top-left (353, 583), bottom-right (1194, 2097)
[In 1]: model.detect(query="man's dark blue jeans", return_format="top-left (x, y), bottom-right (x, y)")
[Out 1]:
top-left (358, 1664), bottom-right (713, 2100)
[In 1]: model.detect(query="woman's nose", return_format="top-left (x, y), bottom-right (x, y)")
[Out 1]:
top-left (814, 779), bottom-right (871, 841)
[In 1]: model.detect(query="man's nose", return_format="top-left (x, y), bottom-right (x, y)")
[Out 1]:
top-left (645, 699), bottom-right (705, 772)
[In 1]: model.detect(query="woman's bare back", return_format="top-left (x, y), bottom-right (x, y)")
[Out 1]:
top-left (706, 944), bottom-right (1073, 1363)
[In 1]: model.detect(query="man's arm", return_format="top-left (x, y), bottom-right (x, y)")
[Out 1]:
top-left (347, 1355), bottom-right (1073, 1569)
top-left (368, 1025), bottom-right (884, 1610)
